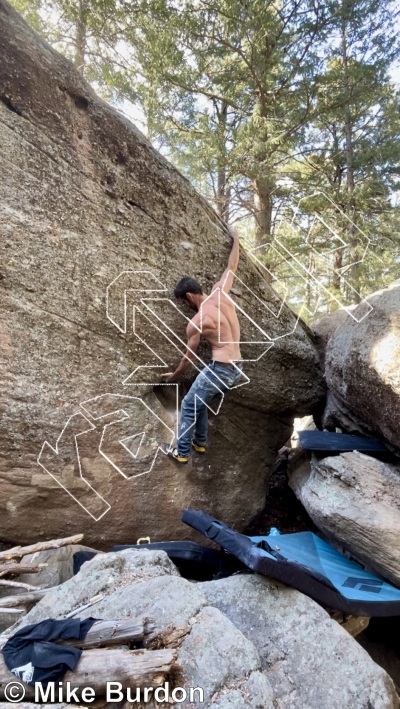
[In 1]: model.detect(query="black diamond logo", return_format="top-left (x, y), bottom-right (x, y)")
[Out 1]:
top-left (342, 577), bottom-right (384, 594)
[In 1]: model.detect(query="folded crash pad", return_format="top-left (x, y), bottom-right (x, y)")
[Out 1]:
top-left (298, 430), bottom-right (387, 453)
top-left (182, 509), bottom-right (400, 616)
top-left (111, 541), bottom-right (244, 580)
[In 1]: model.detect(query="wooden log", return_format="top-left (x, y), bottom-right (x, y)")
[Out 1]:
top-left (59, 619), bottom-right (155, 649)
top-left (0, 589), bottom-right (52, 608)
top-left (0, 617), bottom-right (153, 651)
top-left (0, 564), bottom-right (46, 578)
top-left (0, 580), bottom-right (42, 591)
top-left (0, 535), bottom-right (84, 562)
top-left (71, 648), bottom-right (178, 689)
top-left (0, 648), bottom-right (179, 699)
top-left (0, 608), bottom-right (25, 614)
top-left (148, 625), bottom-right (191, 650)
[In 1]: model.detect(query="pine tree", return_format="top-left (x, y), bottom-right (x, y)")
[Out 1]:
top-left (129, 0), bottom-right (332, 252)
top-left (286, 0), bottom-right (400, 305)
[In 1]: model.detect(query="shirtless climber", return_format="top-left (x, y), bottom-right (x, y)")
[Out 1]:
top-left (161, 227), bottom-right (243, 463)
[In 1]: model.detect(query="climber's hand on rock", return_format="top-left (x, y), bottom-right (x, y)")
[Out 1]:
top-left (161, 372), bottom-right (177, 383)
top-left (228, 226), bottom-right (240, 240)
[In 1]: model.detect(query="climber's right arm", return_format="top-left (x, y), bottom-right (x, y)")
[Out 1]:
top-left (212, 227), bottom-right (240, 294)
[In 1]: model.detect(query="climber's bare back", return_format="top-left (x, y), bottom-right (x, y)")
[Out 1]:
top-left (189, 286), bottom-right (241, 363)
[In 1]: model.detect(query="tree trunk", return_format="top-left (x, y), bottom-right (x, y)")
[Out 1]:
top-left (341, 7), bottom-right (360, 304)
top-left (74, 0), bottom-right (88, 72)
top-left (332, 134), bottom-right (344, 295)
top-left (217, 165), bottom-right (230, 222)
top-left (332, 248), bottom-right (343, 293)
top-left (254, 178), bottom-right (273, 252)
top-left (215, 102), bottom-right (231, 221)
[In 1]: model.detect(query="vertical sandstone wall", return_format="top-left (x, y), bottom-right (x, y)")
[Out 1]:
top-left (0, 0), bottom-right (324, 546)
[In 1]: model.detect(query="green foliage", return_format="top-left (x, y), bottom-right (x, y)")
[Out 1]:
top-left (9, 0), bottom-right (400, 313)
top-left (11, 0), bottom-right (45, 32)
top-left (127, 0), bottom-right (333, 237)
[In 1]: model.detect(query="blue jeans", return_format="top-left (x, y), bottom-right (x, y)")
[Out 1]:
top-left (177, 361), bottom-right (243, 456)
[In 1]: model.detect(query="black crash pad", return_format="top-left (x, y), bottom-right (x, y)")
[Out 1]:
top-left (182, 509), bottom-right (400, 616)
top-left (299, 430), bottom-right (387, 453)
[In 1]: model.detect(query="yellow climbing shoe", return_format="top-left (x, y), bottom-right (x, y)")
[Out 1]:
top-left (192, 441), bottom-right (206, 454)
top-left (162, 444), bottom-right (189, 464)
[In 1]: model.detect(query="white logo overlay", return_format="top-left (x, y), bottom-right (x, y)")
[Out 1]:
top-left (10, 662), bottom-right (34, 684)
top-left (37, 193), bottom-right (373, 517)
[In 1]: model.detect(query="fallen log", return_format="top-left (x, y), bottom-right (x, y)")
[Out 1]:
top-left (59, 619), bottom-right (156, 649)
top-left (0, 535), bottom-right (84, 563)
top-left (0, 620), bottom-right (155, 651)
top-left (0, 589), bottom-right (52, 608)
top-left (148, 625), bottom-right (191, 650)
top-left (0, 564), bottom-right (47, 578)
top-left (0, 648), bottom-right (179, 699)
top-left (0, 580), bottom-right (42, 591)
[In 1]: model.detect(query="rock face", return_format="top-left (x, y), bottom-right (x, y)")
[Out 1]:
top-left (0, 0), bottom-right (324, 546)
top-left (288, 451), bottom-right (400, 586)
top-left (201, 574), bottom-right (398, 709)
top-left (312, 308), bottom-right (353, 369)
top-left (318, 282), bottom-right (400, 450)
top-left (6, 550), bottom-right (398, 708)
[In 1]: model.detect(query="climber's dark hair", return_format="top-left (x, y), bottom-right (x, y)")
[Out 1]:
top-left (174, 277), bottom-right (203, 301)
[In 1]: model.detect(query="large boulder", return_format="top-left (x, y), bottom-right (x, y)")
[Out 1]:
top-left (6, 548), bottom-right (184, 633)
top-left (288, 451), bottom-right (400, 586)
top-left (201, 574), bottom-right (398, 708)
top-left (321, 282), bottom-right (400, 450)
top-left (6, 550), bottom-right (398, 708)
top-left (0, 0), bottom-right (324, 547)
top-left (312, 308), bottom-right (354, 369)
